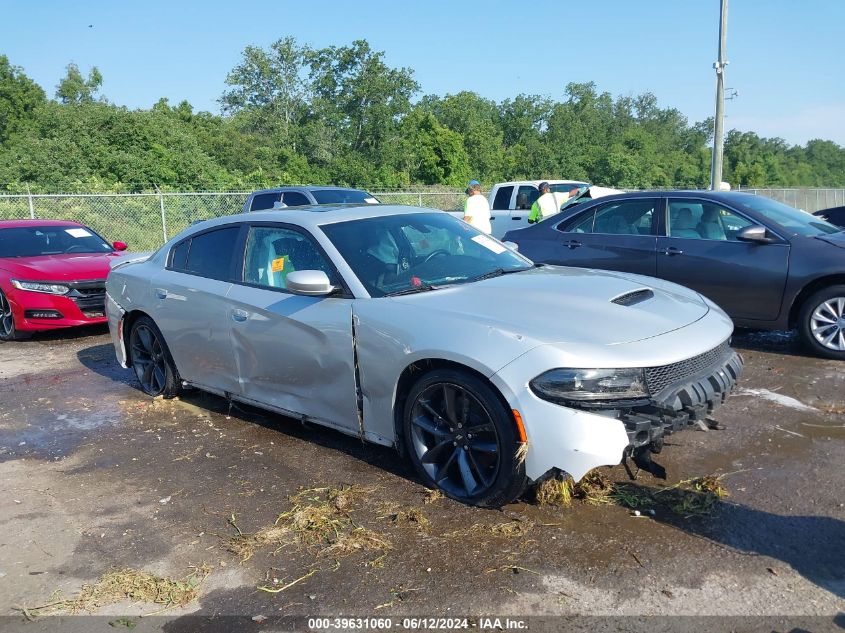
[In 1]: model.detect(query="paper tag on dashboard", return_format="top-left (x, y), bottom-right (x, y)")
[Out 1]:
top-left (270, 257), bottom-right (286, 272)
top-left (471, 234), bottom-right (507, 254)
top-left (364, 197), bottom-right (379, 204)
top-left (65, 228), bottom-right (92, 238)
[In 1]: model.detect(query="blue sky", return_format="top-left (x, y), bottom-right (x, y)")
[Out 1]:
top-left (2, 0), bottom-right (844, 145)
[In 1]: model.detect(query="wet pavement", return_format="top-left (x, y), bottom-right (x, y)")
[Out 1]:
top-left (0, 325), bottom-right (843, 627)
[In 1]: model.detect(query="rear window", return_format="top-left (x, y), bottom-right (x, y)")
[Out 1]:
top-left (250, 192), bottom-right (281, 211)
top-left (311, 189), bottom-right (378, 204)
top-left (174, 226), bottom-right (241, 280)
top-left (492, 186), bottom-right (513, 210)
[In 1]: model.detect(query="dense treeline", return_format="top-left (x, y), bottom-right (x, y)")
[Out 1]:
top-left (1, 38), bottom-right (844, 193)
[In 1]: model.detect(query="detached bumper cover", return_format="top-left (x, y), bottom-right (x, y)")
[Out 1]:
top-left (622, 346), bottom-right (743, 449)
top-left (491, 331), bottom-right (742, 483)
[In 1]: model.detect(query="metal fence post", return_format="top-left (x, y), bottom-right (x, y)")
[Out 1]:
top-left (26, 184), bottom-right (35, 219)
top-left (155, 185), bottom-right (168, 243)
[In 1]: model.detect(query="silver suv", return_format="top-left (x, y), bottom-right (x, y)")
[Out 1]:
top-left (243, 186), bottom-right (379, 212)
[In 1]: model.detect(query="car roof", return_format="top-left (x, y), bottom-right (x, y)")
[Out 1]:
top-left (494, 180), bottom-right (588, 188)
top-left (573, 190), bottom-right (763, 202)
top-left (190, 204), bottom-right (439, 233)
top-left (249, 185), bottom-right (370, 194)
top-left (0, 219), bottom-right (84, 229)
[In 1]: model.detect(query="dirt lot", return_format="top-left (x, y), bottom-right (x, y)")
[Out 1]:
top-left (0, 325), bottom-right (843, 630)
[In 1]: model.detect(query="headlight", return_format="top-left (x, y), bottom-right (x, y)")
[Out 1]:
top-left (10, 280), bottom-right (70, 295)
top-left (530, 368), bottom-right (648, 402)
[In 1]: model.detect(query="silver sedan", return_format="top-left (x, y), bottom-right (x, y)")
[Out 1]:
top-left (106, 205), bottom-right (742, 506)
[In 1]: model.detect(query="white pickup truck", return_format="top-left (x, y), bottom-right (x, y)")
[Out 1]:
top-left (453, 180), bottom-right (621, 239)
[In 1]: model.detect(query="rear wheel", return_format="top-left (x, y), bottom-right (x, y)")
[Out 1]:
top-left (798, 285), bottom-right (845, 360)
top-left (0, 289), bottom-right (31, 342)
top-left (403, 368), bottom-right (527, 507)
top-left (128, 316), bottom-right (181, 397)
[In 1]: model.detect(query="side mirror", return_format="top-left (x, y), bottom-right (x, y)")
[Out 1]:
top-left (286, 270), bottom-right (335, 296)
top-left (736, 225), bottom-right (775, 244)
top-left (502, 241), bottom-right (519, 252)
top-left (113, 241), bottom-right (128, 251)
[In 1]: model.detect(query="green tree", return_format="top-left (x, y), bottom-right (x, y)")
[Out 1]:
top-left (0, 55), bottom-right (46, 143)
top-left (55, 63), bottom-right (103, 104)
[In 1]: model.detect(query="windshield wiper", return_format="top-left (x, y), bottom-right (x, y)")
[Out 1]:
top-left (387, 283), bottom-right (438, 297)
top-left (471, 267), bottom-right (530, 283)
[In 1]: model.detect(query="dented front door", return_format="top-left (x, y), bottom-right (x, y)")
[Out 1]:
top-left (226, 283), bottom-right (358, 431)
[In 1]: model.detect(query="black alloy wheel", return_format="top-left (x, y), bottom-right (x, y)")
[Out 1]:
top-left (0, 289), bottom-right (30, 342)
top-left (404, 368), bottom-right (526, 507)
top-left (128, 316), bottom-right (181, 397)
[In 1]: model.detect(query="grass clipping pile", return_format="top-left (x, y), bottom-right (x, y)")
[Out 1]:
top-left (227, 485), bottom-right (391, 565)
top-left (536, 471), bottom-right (730, 517)
top-left (19, 565), bottom-right (211, 618)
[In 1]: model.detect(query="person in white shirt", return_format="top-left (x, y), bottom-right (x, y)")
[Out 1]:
top-left (463, 180), bottom-right (492, 234)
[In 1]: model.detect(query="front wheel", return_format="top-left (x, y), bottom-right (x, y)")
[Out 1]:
top-left (128, 316), bottom-right (182, 397)
top-left (0, 289), bottom-right (31, 342)
top-left (403, 368), bottom-right (527, 507)
top-left (798, 285), bottom-right (845, 360)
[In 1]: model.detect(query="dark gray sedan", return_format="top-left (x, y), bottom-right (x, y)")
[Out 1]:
top-left (504, 191), bottom-right (845, 359)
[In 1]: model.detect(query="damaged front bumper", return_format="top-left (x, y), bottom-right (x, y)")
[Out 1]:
top-left (619, 345), bottom-right (743, 451)
top-left (491, 336), bottom-right (743, 483)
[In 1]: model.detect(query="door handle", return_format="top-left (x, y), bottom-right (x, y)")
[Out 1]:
top-left (154, 288), bottom-right (168, 299)
top-left (512, 216), bottom-right (522, 221)
top-left (659, 247), bottom-right (684, 256)
top-left (231, 309), bottom-right (249, 322)
top-left (563, 240), bottom-right (582, 249)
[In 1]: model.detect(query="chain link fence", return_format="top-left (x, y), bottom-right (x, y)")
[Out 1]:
top-left (735, 188), bottom-right (845, 212)
top-left (0, 188), bottom-right (841, 251)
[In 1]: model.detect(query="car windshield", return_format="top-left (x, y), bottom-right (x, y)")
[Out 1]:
top-left (550, 182), bottom-right (588, 194)
top-left (321, 212), bottom-right (533, 297)
top-left (311, 189), bottom-right (379, 204)
top-left (0, 225), bottom-right (113, 258)
top-left (728, 194), bottom-right (840, 237)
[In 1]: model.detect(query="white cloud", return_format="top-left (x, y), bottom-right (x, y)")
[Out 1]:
top-left (726, 104), bottom-right (845, 146)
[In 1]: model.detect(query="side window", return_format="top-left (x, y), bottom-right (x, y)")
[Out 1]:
top-left (592, 200), bottom-right (656, 235)
top-left (515, 185), bottom-right (539, 210)
top-left (559, 211), bottom-right (596, 233)
top-left (668, 200), bottom-right (753, 240)
top-left (250, 192), bottom-right (281, 212)
top-left (243, 226), bottom-right (335, 290)
top-left (169, 239), bottom-right (190, 270)
top-left (492, 186), bottom-right (514, 210)
top-left (281, 191), bottom-right (311, 206)
top-left (184, 227), bottom-right (241, 280)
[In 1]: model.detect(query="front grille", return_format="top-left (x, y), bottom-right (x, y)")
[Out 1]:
top-left (645, 340), bottom-right (731, 395)
top-left (67, 280), bottom-right (106, 317)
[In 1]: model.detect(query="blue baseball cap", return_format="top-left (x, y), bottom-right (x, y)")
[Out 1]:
top-left (468, 180), bottom-right (480, 187)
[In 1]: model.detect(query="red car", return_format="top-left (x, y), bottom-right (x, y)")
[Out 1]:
top-left (0, 220), bottom-right (127, 341)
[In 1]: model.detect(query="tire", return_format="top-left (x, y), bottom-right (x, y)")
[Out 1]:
top-left (402, 368), bottom-right (527, 507)
top-left (798, 285), bottom-right (845, 360)
top-left (128, 315), bottom-right (182, 397)
top-left (0, 289), bottom-right (32, 342)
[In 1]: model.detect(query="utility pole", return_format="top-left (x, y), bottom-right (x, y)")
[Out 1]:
top-left (710, 0), bottom-right (729, 190)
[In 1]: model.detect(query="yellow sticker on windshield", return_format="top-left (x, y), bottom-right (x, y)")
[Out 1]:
top-left (271, 257), bottom-right (286, 273)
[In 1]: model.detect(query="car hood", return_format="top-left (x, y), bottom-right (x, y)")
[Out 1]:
top-left (0, 253), bottom-right (117, 281)
top-left (390, 266), bottom-right (710, 346)
top-left (815, 232), bottom-right (845, 249)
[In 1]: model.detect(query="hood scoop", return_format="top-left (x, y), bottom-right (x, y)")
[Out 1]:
top-left (611, 288), bottom-right (655, 307)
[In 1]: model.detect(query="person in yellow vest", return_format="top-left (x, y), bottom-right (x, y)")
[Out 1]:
top-left (528, 182), bottom-right (579, 223)
top-left (463, 180), bottom-right (492, 234)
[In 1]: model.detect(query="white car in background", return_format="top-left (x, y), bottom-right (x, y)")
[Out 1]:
top-left (475, 180), bottom-right (622, 238)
